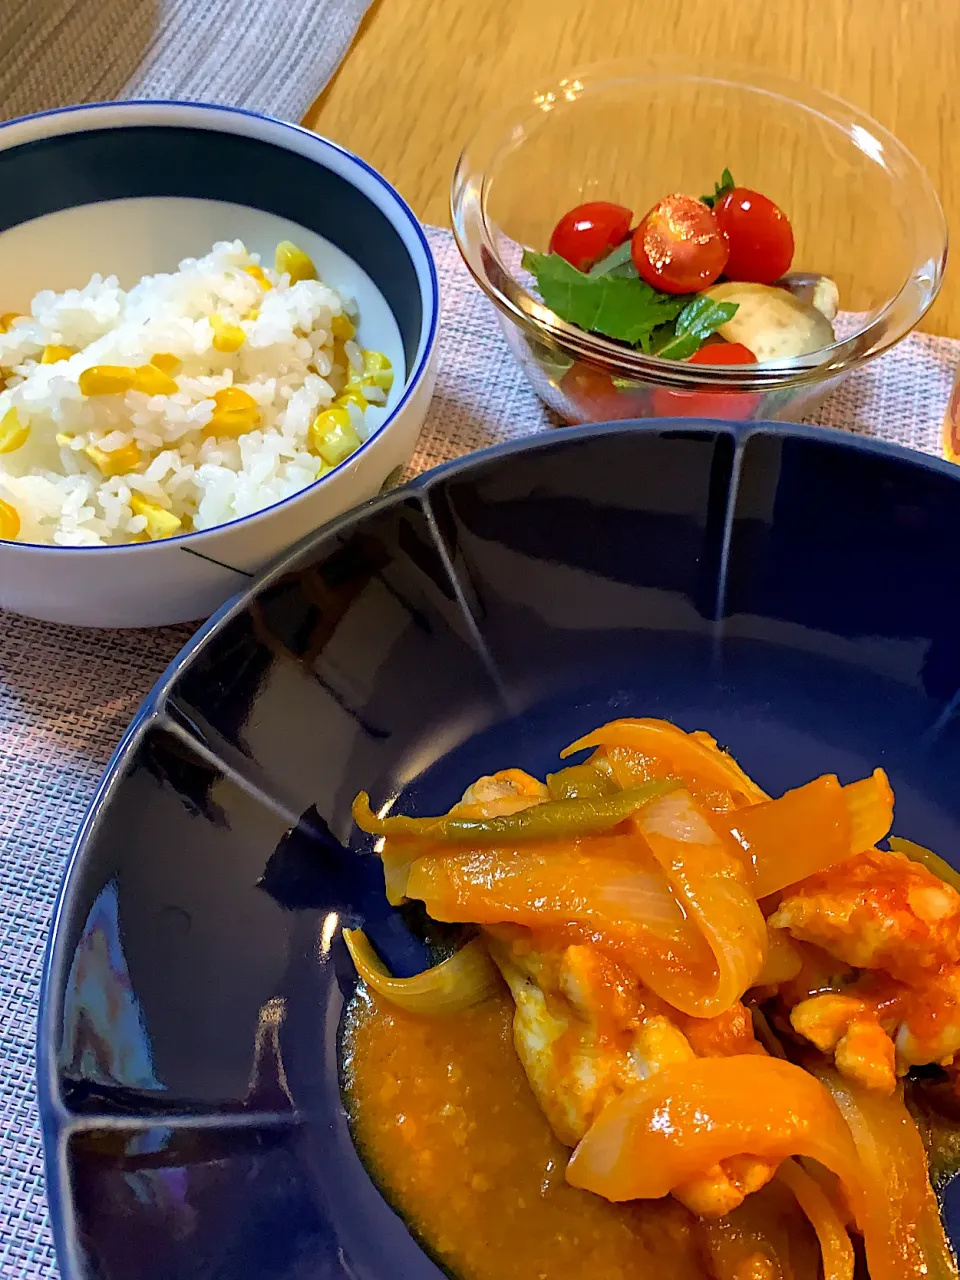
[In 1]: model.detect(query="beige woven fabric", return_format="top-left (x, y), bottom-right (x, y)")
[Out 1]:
top-left (0, 224), bottom-right (957, 1277)
top-left (0, 0), bottom-right (370, 123)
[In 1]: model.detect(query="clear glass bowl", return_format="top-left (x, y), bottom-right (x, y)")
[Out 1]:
top-left (451, 61), bottom-right (948, 424)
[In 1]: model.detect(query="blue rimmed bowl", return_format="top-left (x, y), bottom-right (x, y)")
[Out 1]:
top-left (0, 101), bottom-right (439, 627)
top-left (38, 421), bottom-right (960, 1278)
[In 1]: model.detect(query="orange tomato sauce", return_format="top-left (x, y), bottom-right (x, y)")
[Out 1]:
top-left (341, 987), bottom-right (708, 1280)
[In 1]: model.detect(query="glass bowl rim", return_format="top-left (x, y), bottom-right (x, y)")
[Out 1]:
top-left (450, 58), bottom-right (949, 390)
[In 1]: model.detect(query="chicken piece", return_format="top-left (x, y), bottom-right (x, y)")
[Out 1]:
top-left (488, 933), bottom-right (650, 1143)
top-left (486, 928), bottom-right (775, 1217)
top-left (890, 965), bottom-right (960, 1068)
top-left (789, 992), bottom-right (873, 1054)
top-left (835, 1021), bottom-right (897, 1092)
top-left (460, 768), bottom-right (548, 806)
top-left (456, 768), bottom-right (549, 818)
top-left (677, 1002), bottom-right (766, 1059)
top-left (786, 963), bottom-right (960, 1089)
top-left (769, 849), bottom-right (960, 982)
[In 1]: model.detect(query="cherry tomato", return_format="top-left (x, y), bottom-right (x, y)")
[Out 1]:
top-left (548, 202), bottom-right (633, 272)
top-left (560, 362), bottom-right (650, 423)
top-left (713, 188), bottom-right (794, 284)
top-left (651, 341), bottom-right (758, 419)
top-left (631, 194), bottom-right (729, 295)
top-left (687, 342), bottom-right (757, 366)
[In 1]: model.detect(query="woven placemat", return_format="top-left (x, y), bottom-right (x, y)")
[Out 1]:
top-left (0, 0), bottom-right (370, 124)
top-left (0, 223), bottom-right (957, 1275)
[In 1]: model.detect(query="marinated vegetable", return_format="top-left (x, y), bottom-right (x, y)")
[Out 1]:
top-left (525, 170), bottom-right (839, 368)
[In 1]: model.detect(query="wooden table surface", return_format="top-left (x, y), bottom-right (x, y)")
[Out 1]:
top-left (306, 0), bottom-right (959, 337)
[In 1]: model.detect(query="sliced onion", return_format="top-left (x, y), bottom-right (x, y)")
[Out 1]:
top-left (404, 835), bottom-right (688, 944)
top-left (381, 844), bottom-right (415, 906)
top-left (845, 768), bottom-right (894, 852)
top-left (566, 1055), bottom-right (863, 1203)
top-left (634, 790), bottom-right (768, 1015)
top-left (561, 718), bottom-right (770, 806)
top-left (721, 770), bottom-right (892, 899)
top-left (342, 928), bottom-right (501, 1014)
top-left (777, 1158), bottom-right (854, 1280)
top-left (816, 1068), bottom-right (958, 1280)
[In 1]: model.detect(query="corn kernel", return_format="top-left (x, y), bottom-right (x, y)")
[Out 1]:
top-left (214, 386), bottom-right (258, 412)
top-left (210, 314), bottom-right (246, 354)
top-left (41, 344), bottom-right (76, 364)
top-left (362, 350), bottom-right (391, 375)
top-left (275, 240), bottom-right (317, 284)
top-left (150, 352), bottom-right (182, 376)
top-left (130, 493), bottom-right (182, 540)
top-left (331, 314), bottom-right (355, 341)
top-left (84, 440), bottom-right (141, 476)
top-left (336, 386), bottom-right (367, 412)
top-left (0, 313), bottom-right (22, 333)
top-left (244, 264), bottom-right (271, 289)
top-left (309, 405), bottom-right (360, 466)
top-left (0, 497), bottom-right (19, 539)
top-left (79, 366), bottom-right (138, 396)
top-left (0, 408), bottom-right (28, 453)
top-left (243, 307), bottom-right (260, 322)
top-left (343, 373), bottom-right (368, 398)
top-left (205, 385), bottom-right (262, 439)
top-left (55, 432), bottom-right (74, 448)
top-left (131, 364), bottom-right (179, 396)
top-left (361, 349), bottom-right (394, 391)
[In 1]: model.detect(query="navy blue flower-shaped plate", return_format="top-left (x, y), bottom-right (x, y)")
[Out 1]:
top-left (37, 421), bottom-right (960, 1279)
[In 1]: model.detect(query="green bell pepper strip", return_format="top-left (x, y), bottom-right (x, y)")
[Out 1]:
top-left (545, 763), bottom-right (618, 801)
top-left (888, 836), bottom-right (960, 896)
top-left (352, 777), bottom-right (679, 843)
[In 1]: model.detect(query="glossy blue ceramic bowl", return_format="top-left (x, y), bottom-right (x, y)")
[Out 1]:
top-left (38, 421), bottom-right (960, 1278)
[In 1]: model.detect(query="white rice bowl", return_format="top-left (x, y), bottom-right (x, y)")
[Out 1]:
top-left (0, 240), bottom-right (390, 546)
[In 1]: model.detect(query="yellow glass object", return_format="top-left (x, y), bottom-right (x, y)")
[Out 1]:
top-left (274, 240), bottom-right (317, 284)
top-left (0, 408), bottom-right (29, 453)
top-left (150, 352), bottom-right (182, 376)
top-left (0, 498), bottom-right (19, 539)
top-left (130, 493), bottom-right (182, 539)
top-left (41, 344), bottom-right (76, 364)
top-left (361, 349), bottom-right (394, 390)
top-left (79, 366), bottom-right (137, 396)
top-left (131, 364), bottom-right (179, 396)
top-left (84, 441), bottom-right (141, 476)
top-left (331, 314), bottom-right (355, 341)
top-left (210, 314), bottom-right (246, 354)
top-left (244, 264), bottom-right (271, 289)
top-left (309, 405), bottom-right (361, 466)
top-left (205, 385), bottom-right (261, 438)
top-left (0, 313), bottom-right (22, 333)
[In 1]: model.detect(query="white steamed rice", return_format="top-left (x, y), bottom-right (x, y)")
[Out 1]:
top-left (0, 240), bottom-right (389, 546)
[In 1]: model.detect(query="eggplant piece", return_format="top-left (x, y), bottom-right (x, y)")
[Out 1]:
top-left (778, 271), bottom-right (841, 321)
top-left (703, 281), bottom-right (837, 361)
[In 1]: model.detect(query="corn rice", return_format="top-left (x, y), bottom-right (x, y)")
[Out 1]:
top-left (0, 240), bottom-right (395, 545)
